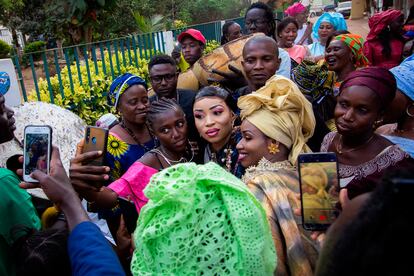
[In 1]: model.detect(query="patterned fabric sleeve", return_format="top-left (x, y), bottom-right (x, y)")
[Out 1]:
top-left (246, 174), bottom-right (314, 276)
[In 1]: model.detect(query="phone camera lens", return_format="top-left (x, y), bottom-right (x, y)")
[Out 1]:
top-left (92, 137), bottom-right (97, 144)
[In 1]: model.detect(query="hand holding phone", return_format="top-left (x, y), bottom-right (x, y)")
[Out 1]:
top-left (23, 125), bottom-right (52, 182)
top-left (82, 126), bottom-right (109, 166)
top-left (298, 153), bottom-right (339, 231)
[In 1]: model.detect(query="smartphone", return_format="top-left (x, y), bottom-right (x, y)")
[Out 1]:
top-left (83, 126), bottom-right (108, 166)
top-left (298, 152), bottom-right (339, 231)
top-left (118, 197), bottom-right (138, 234)
top-left (23, 125), bottom-right (52, 183)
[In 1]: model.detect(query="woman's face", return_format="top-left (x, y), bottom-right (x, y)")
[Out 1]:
top-left (318, 22), bottom-right (334, 44)
top-left (226, 23), bottom-right (242, 42)
top-left (295, 11), bottom-right (308, 25)
top-left (0, 94), bottom-right (15, 144)
top-left (236, 119), bottom-right (273, 168)
top-left (390, 14), bottom-right (405, 36)
top-left (335, 85), bottom-right (382, 136)
top-left (383, 89), bottom-right (410, 124)
top-left (325, 40), bottom-right (352, 72)
top-left (279, 23), bottom-right (298, 48)
top-left (151, 109), bottom-right (188, 153)
top-left (193, 96), bottom-right (235, 146)
top-left (118, 85), bottom-right (149, 125)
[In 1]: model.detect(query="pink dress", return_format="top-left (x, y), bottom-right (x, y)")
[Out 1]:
top-left (285, 45), bottom-right (308, 64)
top-left (108, 162), bottom-right (158, 213)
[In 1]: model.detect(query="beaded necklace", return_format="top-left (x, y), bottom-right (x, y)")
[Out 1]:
top-left (120, 120), bottom-right (155, 151)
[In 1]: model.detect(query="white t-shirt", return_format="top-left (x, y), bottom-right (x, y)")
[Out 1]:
top-left (295, 24), bottom-right (310, 46)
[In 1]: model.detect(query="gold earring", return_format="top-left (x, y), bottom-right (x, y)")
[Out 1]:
top-left (268, 141), bottom-right (279, 154)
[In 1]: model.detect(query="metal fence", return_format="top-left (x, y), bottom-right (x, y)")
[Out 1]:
top-left (12, 14), bottom-right (284, 104)
top-left (13, 31), bottom-right (166, 103)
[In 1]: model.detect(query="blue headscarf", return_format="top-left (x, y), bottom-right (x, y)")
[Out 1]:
top-left (312, 12), bottom-right (348, 40)
top-left (390, 55), bottom-right (414, 100)
top-left (107, 73), bottom-right (147, 107)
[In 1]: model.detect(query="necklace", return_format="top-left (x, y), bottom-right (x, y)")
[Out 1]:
top-left (336, 134), bottom-right (375, 155)
top-left (206, 144), bottom-right (234, 172)
top-left (151, 148), bottom-right (188, 166)
top-left (120, 120), bottom-right (154, 151)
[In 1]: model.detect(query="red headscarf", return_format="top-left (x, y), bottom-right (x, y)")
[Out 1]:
top-left (367, 9), bottom-right (403, 41)
top-left (285, 3), bottom-right (306, 17)
top-left (340, 67), bottom-right (396, 108)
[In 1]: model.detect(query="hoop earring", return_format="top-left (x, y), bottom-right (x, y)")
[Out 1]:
top-left (268, 141), bottom-right (279, 154)
top-left (373, 119), bottom-right (383, 129)
top-left (406, 104), bottom-right (414, 117)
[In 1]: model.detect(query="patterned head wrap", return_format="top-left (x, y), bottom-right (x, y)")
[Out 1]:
top-left (107, 73), bottom-right (147, 108)
top-left (238, 76), bottom-right (315, 165)
top-left (285, 2), bottom-right (306, 17)
top-left (291, 60), bottom-right (335, 102)
top-left (367, 9), bottom-right (403, 41)
top-left (333, 34), bottom-right (369, 68)
top-left (340, 67), bottom-right (397, 109)
top-left (390, 56), bottom-right (414, 100)
top-left (131, 162), bottom-right (276, 275)
top-left (312, 12), bottom-right (347, 40)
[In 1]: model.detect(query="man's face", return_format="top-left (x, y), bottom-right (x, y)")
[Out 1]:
top-left (242, 40), bottom-right (280, 90)
top-left (180, 37), bottom-right (204, 66)
top-left (149, 63), bottom-right (178, 99)
top-left (245, 8), bottom-right (271, 36)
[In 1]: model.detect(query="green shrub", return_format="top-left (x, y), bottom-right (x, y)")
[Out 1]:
top-left (0, 40), bottom-right (11, 59)
top-left (203, 40), bottom-right (220, 55)
top-left (24, 41), bottom-right (46, 61)
top-left (29, 50), bottom-right (150, 125)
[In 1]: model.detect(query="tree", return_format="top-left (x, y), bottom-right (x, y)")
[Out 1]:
top-left (133, 12), bottom-right (165, 34)
top-left (0, 0), bottom-right (24, 47)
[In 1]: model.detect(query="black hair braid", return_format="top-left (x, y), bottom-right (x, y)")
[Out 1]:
top-left (147, 98), bottom-right (184, 128)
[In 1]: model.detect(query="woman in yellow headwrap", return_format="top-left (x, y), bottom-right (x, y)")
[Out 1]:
top-left (236, 75), bottom-right (318, 275)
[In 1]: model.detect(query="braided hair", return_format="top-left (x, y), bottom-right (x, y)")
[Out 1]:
top-left (147, 98), bottom-right (185, 129)
top-left (245, 2), bottom-right (276, 39)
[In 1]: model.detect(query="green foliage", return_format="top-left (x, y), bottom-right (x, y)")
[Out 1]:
top-left (23, 41), bottom-right (46, 61)
top-left (28, 50), bottom-right (150, 125)
top-left (0, 40), bottom-right (11, 58)
top-left (203, 40), bottom-right (220, 55)
top-left (133, 12), bottom-right (165, 34)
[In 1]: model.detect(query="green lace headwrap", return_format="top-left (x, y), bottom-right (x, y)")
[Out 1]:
top-left (131, 162), bottom-right (277, 275)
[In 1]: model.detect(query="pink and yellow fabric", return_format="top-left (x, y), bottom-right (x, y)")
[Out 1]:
top-left (334, 34), bottom-right (369, 67)
top-left (108, 162), bottom-right (158, 212)
top-left (284, 3), bottom-right (306, 17)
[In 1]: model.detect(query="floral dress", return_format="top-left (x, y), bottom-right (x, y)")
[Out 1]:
top-left (106, 133), bottom-right (158, 181)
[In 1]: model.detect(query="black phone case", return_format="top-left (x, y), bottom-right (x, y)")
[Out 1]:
top-left (118, 198), bottom-right (138, 234)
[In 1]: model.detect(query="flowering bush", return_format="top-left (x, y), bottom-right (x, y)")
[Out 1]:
top-left (203, 40), bottom-right (220, 55)
top-left (29, 50), bottom-right (150, 125)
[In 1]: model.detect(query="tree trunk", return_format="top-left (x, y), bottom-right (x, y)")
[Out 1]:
top-left (11, 27), bottom-right (20, 49)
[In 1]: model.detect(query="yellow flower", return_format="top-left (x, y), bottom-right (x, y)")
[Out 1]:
top-left (107, 135), bottom-right (128, 158)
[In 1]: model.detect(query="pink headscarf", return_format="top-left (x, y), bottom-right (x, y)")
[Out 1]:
top-left (367, 9), bottom-right (403, 41)
top-left (285, 3), bottom-right (306, 17)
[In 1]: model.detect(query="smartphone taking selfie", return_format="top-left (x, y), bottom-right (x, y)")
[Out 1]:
top-left (298, 152), bottom-right (339, 231)
top-left (23, 125), bottom-right (52, 182)
top-left (83, 126), bottom-right (108, 166)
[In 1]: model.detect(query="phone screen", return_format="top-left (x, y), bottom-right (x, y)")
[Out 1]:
top-left (299, 154), bottom-right (338, 230)
top-left (24, 132), bottom-right (50, 175)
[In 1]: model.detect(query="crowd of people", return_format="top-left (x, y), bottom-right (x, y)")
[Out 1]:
top-left (2, 2), bottom-right (414, 275)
